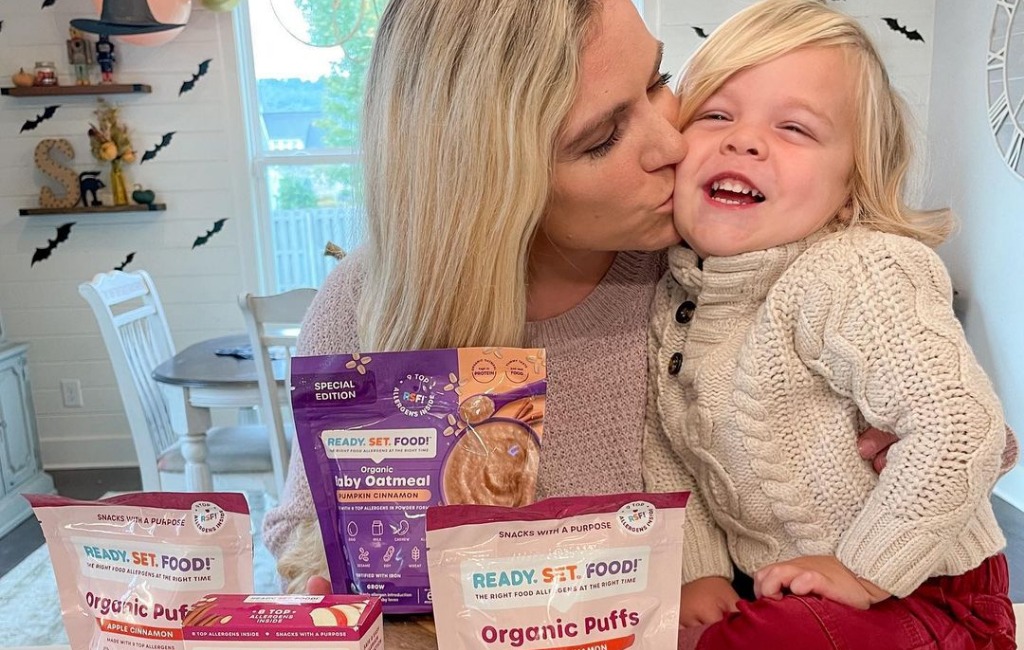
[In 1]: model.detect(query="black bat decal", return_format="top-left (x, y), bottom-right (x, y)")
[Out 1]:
top-left (115, 252), bottom-right (136, 271)
top-left (142, 132), bottom-right (176, 163)
top-left (42, 0), bottom-right (57, 7)
top-left (692, 26), bottom-right (709, 39)
top-left (179, 59), bottom-right (213, 96)
top-left (31, 222), bottom-right (75, 266)
top-left (882, 17), bottom-right (924, 42)
top-left (21, 105), bottom-right (60, 133)
top-left (192, 218), bottom-right (228, 249)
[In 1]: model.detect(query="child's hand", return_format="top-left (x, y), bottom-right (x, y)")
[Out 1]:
top-left (754, 555), bottom-right (891, 609)
top-left (305, 575), bottom-right (331, 595)
top-left (679, 576), bottom-right (741, 627)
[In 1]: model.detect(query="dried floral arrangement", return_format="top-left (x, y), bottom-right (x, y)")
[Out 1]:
top-left (88, 99), bottom-right (136, 164)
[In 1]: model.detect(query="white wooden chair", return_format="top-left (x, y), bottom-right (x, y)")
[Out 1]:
top-left (238, 288), bottom-right (316, 493)
top-left (79, 270), bottom-right (277, 493)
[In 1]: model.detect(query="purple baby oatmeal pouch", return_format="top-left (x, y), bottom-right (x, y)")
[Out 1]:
top-left (292, 348), bottom-right (547, 613)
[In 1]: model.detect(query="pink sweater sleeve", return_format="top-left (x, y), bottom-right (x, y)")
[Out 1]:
top-left (261, 251), bottom-right (365, 564)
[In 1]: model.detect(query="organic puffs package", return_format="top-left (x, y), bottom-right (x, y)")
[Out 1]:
top-left (26, 492), bottom-right (254, 650)
top-left (426, 491), bottom-right (689, 649)
top-left (292, 347), bottom-right (546, 613)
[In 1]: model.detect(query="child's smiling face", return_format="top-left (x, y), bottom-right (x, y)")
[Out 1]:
top-left (673, 46), bottom-right (859, 258)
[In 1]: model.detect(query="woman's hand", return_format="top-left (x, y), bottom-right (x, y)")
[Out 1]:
top-left (679, 576), bottom-right (741, 627)
top-left (857, 427), bottom-right (897, 473)
top-left (754, 555), bottom-right (890, 610)
top-left (858, 425), bottom-right (1019, 474)
top-left (306, 575), bottom-right (331, 595)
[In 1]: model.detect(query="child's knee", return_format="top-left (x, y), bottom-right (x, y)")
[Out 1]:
top-left (696, 596), bottom-right (838, 650)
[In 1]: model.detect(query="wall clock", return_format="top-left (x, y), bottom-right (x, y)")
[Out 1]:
top-left (988, 0), bottom-right (1024, 178)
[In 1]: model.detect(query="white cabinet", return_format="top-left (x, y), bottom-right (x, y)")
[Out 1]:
top-left (0, 342), bottom-right (55, 537)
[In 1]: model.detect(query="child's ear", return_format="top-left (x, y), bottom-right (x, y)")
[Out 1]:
top-left (835, 193), bottom-right (855, 224)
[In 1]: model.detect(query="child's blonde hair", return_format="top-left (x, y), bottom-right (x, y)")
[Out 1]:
top-left (677, 0), bottom-right (951, 246)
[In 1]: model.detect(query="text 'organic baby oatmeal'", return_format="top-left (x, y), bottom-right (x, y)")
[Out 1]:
top-left (426, 491), bottom-right (689, 649)
top-left (292, 347), bottom-right (547, 613)
top-left (26, 492), bottom-right (253, 650)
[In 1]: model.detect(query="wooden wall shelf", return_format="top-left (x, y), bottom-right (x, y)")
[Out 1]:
top-left (1, 84), bottom-right (152, 97)
top-left (19, 203), bottom-right (166, 216)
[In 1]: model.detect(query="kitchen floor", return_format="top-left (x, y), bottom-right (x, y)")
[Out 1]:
top-left (0, 467), bottom-right (142, 577)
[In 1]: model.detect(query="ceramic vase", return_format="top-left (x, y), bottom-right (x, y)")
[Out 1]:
top-left (110, 159), bottom-right (128, 206)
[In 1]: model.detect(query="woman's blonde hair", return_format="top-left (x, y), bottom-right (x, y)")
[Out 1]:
top-left (357, 0), bottom-right (599, 351)
top-left (677, 0), bottom-right (951, 246)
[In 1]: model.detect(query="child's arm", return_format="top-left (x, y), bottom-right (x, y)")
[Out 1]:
top-left (644, 416), bottom-right (739, 624)
top-left (645, 272), bottom-right (734, 609)
top-left (753, 555), bottom-right (890, 609)
top-left (858, 423), bottom-right (1018, 475)
top-left (794, 232), bottom-right (1006, 598)
top-left (645, 413), bottom-right (740, 625)
top-left (643, 412), bottom-right (733, 583)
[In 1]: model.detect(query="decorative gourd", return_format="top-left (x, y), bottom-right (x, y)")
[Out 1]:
top-left (132, 185), bottom-right (156, 205)
top-left (11, 68), bottom-right (35, 87)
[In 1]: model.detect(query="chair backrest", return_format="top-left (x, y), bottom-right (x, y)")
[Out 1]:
top-left (238, 288), bottom-right (316, 492)
top-left (79, 270), bottom-right (177, 491)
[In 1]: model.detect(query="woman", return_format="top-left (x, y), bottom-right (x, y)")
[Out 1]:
top-left (264, 0), bottom-right (682, 592)
top-left (263, 0), bottom-right (922, 595)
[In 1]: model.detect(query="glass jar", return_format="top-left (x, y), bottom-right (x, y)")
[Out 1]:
top-left (34, 61), bottom-right (57, 86)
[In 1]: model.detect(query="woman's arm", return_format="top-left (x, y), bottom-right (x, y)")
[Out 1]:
top-left (262, 251), bottom-right (367, 592)
top-left (261, 445), bottom-right (329, 592)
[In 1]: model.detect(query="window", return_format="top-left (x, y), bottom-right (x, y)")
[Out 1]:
top-left (238, 0), bottom-right (379, 291)
top-left (238, 1), bottom-right (644, 292)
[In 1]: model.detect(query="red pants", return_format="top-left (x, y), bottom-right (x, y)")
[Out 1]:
top-left (693, 554), bottom-right (1015, 650)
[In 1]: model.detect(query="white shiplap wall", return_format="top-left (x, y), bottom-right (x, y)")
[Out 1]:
top-left (0, 1), bottom-right (257, 468)
top-left (645, 0), bottom-right (937, 147)
top-left (0, 0), bottom-right (948, 470)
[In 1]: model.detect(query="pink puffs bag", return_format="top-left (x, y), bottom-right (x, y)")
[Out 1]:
top-left (426, 491), bottom-right (689, 649)
top-left (26, 492), bottom-right (254, 650)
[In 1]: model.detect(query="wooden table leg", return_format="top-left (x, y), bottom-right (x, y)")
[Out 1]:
top-left (164, 384), bottom-right (214, 491)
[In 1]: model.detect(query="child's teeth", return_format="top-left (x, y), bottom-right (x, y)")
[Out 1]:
top-left (710, 179), bottom-right (764, 200)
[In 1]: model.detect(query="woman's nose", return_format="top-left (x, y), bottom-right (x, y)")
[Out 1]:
top-left (651, 129), bottom-right (687, 169)
top-left (641, 93), bottom-right (687, 171)
top-left (641, 119), bottom-right (687, 171)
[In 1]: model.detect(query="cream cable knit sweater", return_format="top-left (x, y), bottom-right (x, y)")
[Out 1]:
top-left (264, 247), bottom-right (664, 562)
top-left (644, 228), bottom-right (1006, 598)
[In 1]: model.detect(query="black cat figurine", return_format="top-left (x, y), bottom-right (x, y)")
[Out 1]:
top-left (78, 171), bottom-right (105, 207)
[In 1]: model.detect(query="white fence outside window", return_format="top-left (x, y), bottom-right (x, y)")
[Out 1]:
top-left (270, 207), bottom-right (364, 291)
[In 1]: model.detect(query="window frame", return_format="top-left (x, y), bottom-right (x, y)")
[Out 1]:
top-left (234, 2), bottom-right (364, 293)
top-left (234, 0), bottom-right (647, 292)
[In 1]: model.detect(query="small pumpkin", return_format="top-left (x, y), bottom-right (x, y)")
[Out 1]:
top-left (99, 141), bottom-right (118, 161)
top-left (11, 68), bottom-right (34, 88)
top-left (132, 185), bottom-right (155, 205)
